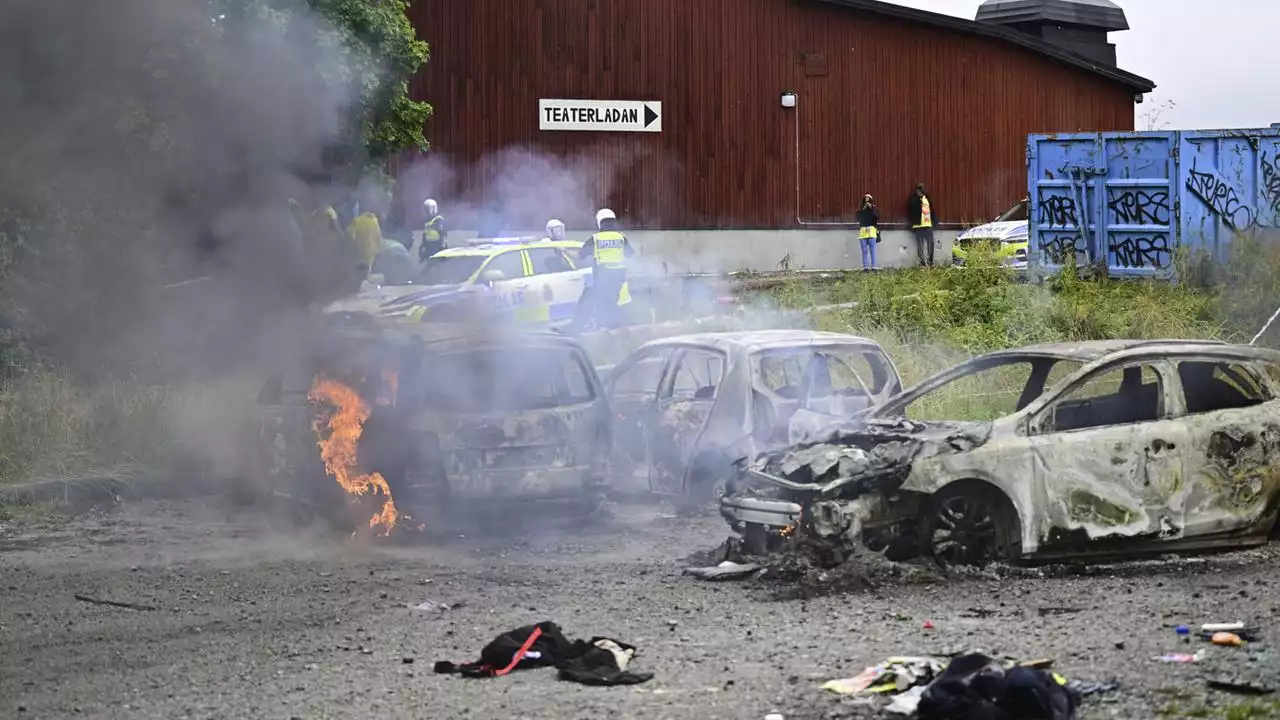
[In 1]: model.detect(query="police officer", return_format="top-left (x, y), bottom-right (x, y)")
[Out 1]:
top-left (544, 218), bottom-right (567, 242)
top-left (578, 208), bottom-right (635, 328)
top-left (420, 198), bottom-right (447, 262)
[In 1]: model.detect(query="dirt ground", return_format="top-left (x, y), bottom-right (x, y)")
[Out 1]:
top-left (3, 497), bottom-right (1280, 720)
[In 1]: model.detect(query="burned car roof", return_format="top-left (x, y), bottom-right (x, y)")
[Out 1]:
top-left (638, 329), bottom-right (885, 355)
top-left (979, 338), bottom-right (1235, 363)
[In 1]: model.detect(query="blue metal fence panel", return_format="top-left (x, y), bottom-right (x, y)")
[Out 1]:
top-left (1028, 128), bottom-right (1280, 280)
top-left (1028, 132), bottom-right (1177, 278)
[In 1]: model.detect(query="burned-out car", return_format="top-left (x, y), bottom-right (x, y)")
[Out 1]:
top-left (254, 319), bottom-right (611, 533)
top-left (722, 340), bottom-right (1280, 564)
top-left (605, 330), bottom-right (902, 507)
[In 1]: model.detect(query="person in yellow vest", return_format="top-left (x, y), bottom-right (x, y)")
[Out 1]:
top-left (347, 208), bottom-right (384, 279)
top-left (857, 194), bottom-right (880, 271)
top-left (908, 182), bottom-right (936, 267)
top-left (578, 208), bottom-right (635, 328)
top-left (419, 198), bottom-right (447, 262)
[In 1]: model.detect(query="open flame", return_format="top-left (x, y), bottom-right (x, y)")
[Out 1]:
top-left (308, 376), bottom-right (400, 536)
top-left (779, 523), bottom-right (796, 538)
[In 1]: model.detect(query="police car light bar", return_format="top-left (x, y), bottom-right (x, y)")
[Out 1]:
top-left (464, 235), bottom-right (540, 247)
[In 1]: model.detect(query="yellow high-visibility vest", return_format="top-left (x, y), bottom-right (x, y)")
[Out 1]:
top-left (424, 214), bottom-right (444, 242)
top-left (591, 230), bottom-right (627, 269)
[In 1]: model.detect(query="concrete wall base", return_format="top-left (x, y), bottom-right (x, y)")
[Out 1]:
top-left (409, 229), bottom-right (957, 274)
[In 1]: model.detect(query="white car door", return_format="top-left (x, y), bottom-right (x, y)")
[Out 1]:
top-left (525, 246), bottom-right (587, 323)
top-left (478, 250), bottom-right (531, 321)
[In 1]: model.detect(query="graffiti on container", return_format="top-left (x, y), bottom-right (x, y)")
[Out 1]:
top-left (1109, 234), bottom-right (1171, 269)
top-left (1037, 195), bottom-right (1078, 227)
top-left (1262, 153), bottom-right (1280, 217)
top-left (1040, 234), bottom-right (1086, 265)
top-left (1186, 166), bottom-right (1256, 230)
top-left (1107, 190), bottom-right (1170, 226)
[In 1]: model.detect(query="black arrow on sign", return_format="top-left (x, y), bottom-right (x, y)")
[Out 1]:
top-left (644, 104), bottom-right (658, 128)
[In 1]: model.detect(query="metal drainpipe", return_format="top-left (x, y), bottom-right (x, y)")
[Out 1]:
top-left (792, 99), bottom-right (850, 227)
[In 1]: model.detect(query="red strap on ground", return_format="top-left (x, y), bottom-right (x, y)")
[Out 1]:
top-left (493, 627), bottom-right (543, 677)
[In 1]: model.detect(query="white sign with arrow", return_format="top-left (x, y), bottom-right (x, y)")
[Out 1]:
top-left (539, 99), bottom-right (662, 133)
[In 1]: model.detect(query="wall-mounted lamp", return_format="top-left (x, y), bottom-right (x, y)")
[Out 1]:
top-left (1134, 93), bottom-right (1144, 104)
top-left (780, 91), bottom-right (797, 109)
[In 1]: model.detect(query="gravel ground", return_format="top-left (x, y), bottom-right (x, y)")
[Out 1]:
top-left (2, 497), bottom-right (1280, 720)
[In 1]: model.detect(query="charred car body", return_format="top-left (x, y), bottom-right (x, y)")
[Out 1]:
top-left (605, 330), bottom-right (901, 506)
top-left (723, 340), bottom-right (1280, 563)
top-left (255, 314), bottom-right (611, 532)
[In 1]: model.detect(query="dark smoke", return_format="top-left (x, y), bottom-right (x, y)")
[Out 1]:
top-left (0, 0), bottom-right (370, 380)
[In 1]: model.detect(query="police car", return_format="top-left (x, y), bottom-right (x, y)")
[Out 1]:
top-left (336, 236), bottom-right (631, 327)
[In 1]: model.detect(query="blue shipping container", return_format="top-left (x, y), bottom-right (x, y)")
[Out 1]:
top-left (1027, 128), bottom-right (1280, 278)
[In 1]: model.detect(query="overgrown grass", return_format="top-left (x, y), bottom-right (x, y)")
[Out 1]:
top-left (761, 237), bottom-right (1280, 418)
top-left (0, 372), bottom-right (257, 486)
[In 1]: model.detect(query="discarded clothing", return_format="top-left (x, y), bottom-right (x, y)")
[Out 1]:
top-left (433, 621), bottom-right (653, 686)
top-left (683, 561), bottom-right (762, 581)
top-left (822, 656), bottom-right (945, 695)
top-left (557, 638), bottom-right (653, 686)
top-left (916, 653), bottom-right (1081, 720)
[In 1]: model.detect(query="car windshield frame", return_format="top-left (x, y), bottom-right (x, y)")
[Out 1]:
top-left (751, 343), bottom-right (895, 399)
top-left (419, 255), bottom-right (488, 285)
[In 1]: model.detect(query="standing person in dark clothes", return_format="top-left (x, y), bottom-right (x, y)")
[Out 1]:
top-left (857, 194), bottom-right (880, 271)
top-left (907, 182), bottom-right (936, 267)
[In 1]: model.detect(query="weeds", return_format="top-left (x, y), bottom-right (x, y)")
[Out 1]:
top-left (0, 372), bottom-right (256, 486)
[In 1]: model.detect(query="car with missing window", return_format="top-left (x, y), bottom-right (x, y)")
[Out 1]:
top-left (604, 330), bottom-right (902, 508)
top-left (952, 197), bottom-right (1029, 268)
top-left (722, 339), bottom-right (1280, 563)
top-left (253, 320), bottom-right (612, 533)
top-left (343, 237), bottom-right (631, 327)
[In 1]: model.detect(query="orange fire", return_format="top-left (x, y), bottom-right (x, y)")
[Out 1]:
top-left (308, 376), bottom-right (400, 536)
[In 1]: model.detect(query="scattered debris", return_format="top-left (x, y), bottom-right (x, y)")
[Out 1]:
top-left (1207, 677), bottom-right (1275, 696)
top-left (822, 656), bottom-right (944, 696)
top-left (886, 685), bottom-right (925, 715)
top-left (1065, 679), bottom-right (1121, 697)
top-left (922, 619), bottom-right (935, 630)
top-left (73, 594), bottom-right (157, 612)
top-left (1037, 606), bottom-right (1084, 617)
top-left (1155, 651), bottom-right (1205, 663)
top-left (961, 608), bottom-right (997, 619)
top-left (1212, 632), bottom-right (1245, 647)
top-left (683, 561), bottom-right (762, 581)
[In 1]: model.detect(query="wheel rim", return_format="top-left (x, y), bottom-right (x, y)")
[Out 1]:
top-left (928, 493), bottom-right (1000, 567)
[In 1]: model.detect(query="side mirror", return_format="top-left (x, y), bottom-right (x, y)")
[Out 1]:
top-left (480, 270), bottom-right (505, 284)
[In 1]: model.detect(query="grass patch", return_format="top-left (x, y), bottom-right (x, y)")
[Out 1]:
top-left (0, 371), bottom-right (258, 486)
top-left (759, 238), bottom-right (1279, 419)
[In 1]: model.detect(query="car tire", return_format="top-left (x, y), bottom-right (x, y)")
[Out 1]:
top-left (920, 483), bottom-right (1021, 569)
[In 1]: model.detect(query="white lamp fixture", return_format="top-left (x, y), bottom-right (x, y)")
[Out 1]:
top-left (780, 91), bottom-right (797, 108)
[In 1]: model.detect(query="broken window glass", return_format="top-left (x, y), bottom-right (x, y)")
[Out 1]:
top-left (669, 350), bottom-right (724, 401)
top-left (1177, 360), bottom-right (1271, 415)
top-left (754, 346), bottom-right (889, 399)
top-left (1045, 363), bottom-right (1163, 433)
top-left (611, 350), bottom-right (669, 398)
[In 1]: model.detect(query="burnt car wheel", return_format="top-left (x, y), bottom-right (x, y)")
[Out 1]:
top-left (922, 485), bottom-right (1020, 568)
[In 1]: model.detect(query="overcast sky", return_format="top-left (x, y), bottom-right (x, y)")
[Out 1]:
top-left (891, 0), bottom-right (1275, 130)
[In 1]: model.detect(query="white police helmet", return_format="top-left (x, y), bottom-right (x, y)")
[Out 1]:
top-left (595, 208), bottom-right (616, 229)
top-left (546, 218), bottom-right (566, 241)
